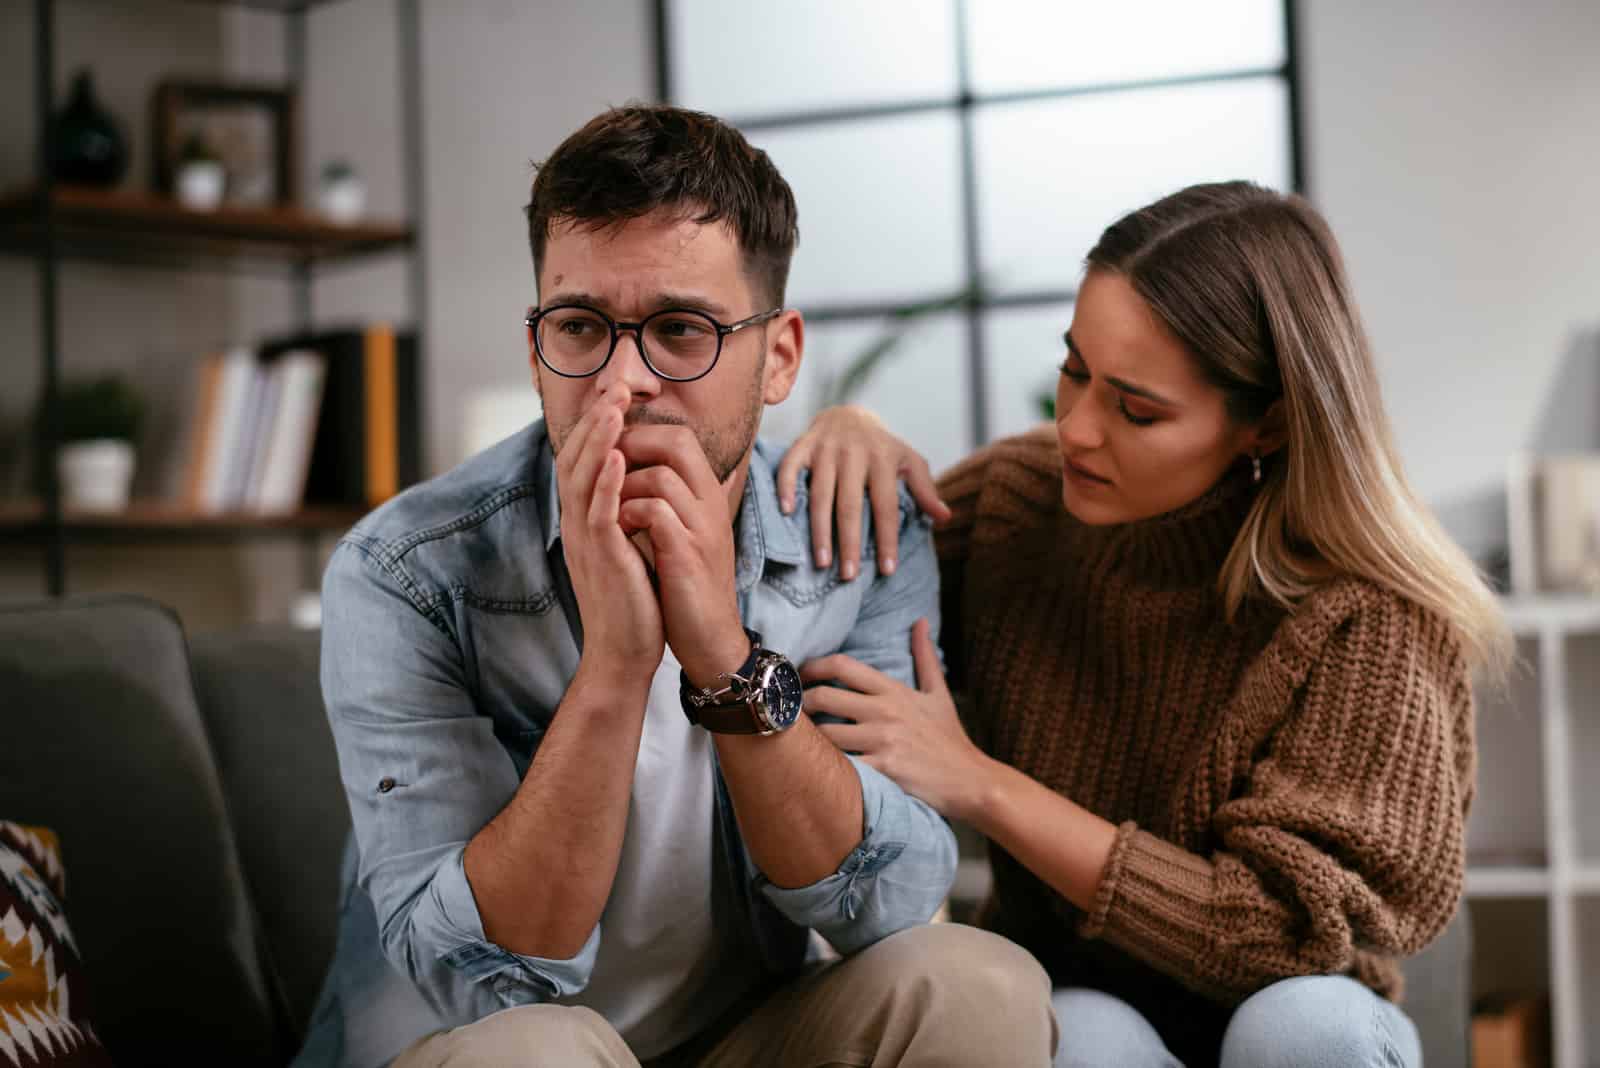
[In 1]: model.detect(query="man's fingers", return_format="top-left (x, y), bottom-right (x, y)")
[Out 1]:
top-left (588, 449), bottom-right (625, 529)
top-left (619, 465), bottom-right (700, 533)
top-left (616, 424), bottom-right (720, 501)
top-left (904, 454), bottom-right (952, 523)
top-left (910, 618), bottom-right (947, 695)
top-left (834, 451), bottom-right (866, 581)
top-left (618, 495), bottom-right (692, 550)
top-left (808, 451), bottom-right (837, 571)
top-left (799, 652), bottom-right (893, 694)
top-left (566, 404), bottom-right (623, 511)
top-left (557, 384), bottom-right (626, 476)
top-left (868, 457), bottom-right (902, 575)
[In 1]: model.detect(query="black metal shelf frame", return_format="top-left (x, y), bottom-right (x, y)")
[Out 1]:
top-left (26, 0), bottom-right (429, 597)
top-left (655, 0), bottom-right (1307, 447)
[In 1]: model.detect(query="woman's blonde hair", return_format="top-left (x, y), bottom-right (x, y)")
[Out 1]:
top-left (1087, 181), bottom-right (1511, 677)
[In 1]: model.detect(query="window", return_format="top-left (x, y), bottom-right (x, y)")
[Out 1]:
top-left (663, 0), bottom-right (1299, 472)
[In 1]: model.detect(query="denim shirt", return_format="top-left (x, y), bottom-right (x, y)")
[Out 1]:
top-left (295, 420), bottom-right (956, 1068)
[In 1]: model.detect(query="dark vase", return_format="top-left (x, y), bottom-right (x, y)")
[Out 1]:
top-left (49, 69), bottom-right (128, 187)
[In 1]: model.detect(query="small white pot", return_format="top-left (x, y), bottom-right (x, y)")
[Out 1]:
top-left (177, 160), bottom-right (226, 211)
top-left (318, 175), bottom-right (367, 224)
top-left (58, 439), bottom-right (135, 512)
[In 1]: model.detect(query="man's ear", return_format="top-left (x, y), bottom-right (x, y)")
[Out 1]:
top-left (761, 310), bottom-right (804, 406)
top-left (1244, 399), bottom-right (1288, 457)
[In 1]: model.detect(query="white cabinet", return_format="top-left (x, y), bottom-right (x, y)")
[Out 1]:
top-left (1468, 595), bottom-right (1600, 1068)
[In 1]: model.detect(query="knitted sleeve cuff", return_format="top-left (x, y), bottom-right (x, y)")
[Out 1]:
top-left (1080, 823), bottom-right (1222, 994)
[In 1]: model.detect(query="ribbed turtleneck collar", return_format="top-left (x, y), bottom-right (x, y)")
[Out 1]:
top-left (1073, 463), bottom-right (1259, 589)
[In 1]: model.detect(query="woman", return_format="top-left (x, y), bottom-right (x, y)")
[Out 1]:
top-left (778, 181), bottom-right (1508, 1068)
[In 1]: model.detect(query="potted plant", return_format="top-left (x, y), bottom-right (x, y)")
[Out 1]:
top-left (175, 131), bottom-right (226, 210)
top-left (46, 375), bottom-right (144, 512)
top-left (318, 158), bottom-right (366, 223)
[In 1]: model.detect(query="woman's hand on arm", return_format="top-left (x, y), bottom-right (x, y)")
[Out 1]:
top-left (801, 618), bottom-right (992, 821)
top-left (803, 618), bottom-right (1117, 911)
top-left (776, 405), bottom-right (952, 580)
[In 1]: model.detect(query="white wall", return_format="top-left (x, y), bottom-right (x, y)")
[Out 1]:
top-left (1296, 0), bottom-right (1600, 558)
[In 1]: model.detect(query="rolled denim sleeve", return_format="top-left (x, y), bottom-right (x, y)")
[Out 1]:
top-left (321, 539), bottom-right (599, 1022)
top-left (759, 498), bottom-right (958, 953)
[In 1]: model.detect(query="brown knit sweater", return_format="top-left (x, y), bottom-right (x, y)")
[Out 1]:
top-left (938, 428), bottom-right (1475, 1063)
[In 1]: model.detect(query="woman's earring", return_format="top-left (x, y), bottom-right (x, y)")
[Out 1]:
top-left (1251, 452), bottom-right (1262, 485)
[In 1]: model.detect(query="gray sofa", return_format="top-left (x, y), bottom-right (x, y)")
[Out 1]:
top-left (0, 593), bottom-right (1474, 1066)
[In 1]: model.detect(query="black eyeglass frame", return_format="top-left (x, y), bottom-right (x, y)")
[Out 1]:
top-left (524, 303), bottom-right (784, 382)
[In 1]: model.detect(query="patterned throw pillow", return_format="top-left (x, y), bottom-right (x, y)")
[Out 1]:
top-left (0, 822), bottom-right (113, 1067)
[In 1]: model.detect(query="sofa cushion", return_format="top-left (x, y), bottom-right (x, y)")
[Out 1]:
top-left (188, 624), bottom-right (350, 1038)
top-left (0, 595), bottom-right (287, 1066)
top-left (0, 821), bottom-right (115, 1067)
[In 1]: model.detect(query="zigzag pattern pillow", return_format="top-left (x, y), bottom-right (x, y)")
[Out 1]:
top-left (0, 822), bottom-right (112, 1067)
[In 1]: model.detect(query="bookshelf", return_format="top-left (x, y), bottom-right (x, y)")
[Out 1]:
top-left (1465, 593), bottom-right (1600, 1068)
top-left (0, 500), bottom-right (362, 541)
top-left (0, 186), bottom-right (413, 267)
top-left (15, 0), bottom-right (426, 597)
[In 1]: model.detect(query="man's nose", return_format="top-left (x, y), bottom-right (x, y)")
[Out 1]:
top-left (595, 328), bottom-right (661, 400)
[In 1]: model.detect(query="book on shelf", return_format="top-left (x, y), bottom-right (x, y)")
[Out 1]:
top-left (178, 322), bottom-right (419, 516)
top-left (259, 323), bottom-right (422, 510)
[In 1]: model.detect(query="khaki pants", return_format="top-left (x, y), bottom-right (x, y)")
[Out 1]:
top-left (392, 924), bottom-right (1057, 1067)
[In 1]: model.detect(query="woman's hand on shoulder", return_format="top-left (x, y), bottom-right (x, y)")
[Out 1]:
top-left (776, 405), bottom-right (951, 580)
top-left (800, 618), bottom-right (991, 820)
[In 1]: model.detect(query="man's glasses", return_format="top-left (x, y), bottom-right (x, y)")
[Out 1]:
top-left (524, 304), bottom-right (782, 382)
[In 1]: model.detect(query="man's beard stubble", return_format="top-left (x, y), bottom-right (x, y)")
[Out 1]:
top-left (543, 361), bottom-right (766, 487)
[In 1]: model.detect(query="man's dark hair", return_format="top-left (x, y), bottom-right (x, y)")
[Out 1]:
top-left (526, 104), bottom-right (800, 307)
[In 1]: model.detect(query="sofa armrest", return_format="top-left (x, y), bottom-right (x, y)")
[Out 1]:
top-left (0, 594), bottom-right (286, 1065)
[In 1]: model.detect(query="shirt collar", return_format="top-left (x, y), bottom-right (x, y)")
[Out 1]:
top-left (537, 431), bottom-right (809, 586)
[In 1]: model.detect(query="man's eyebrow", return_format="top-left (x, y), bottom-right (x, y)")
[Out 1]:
top-left (651, 292), bottom-right (729, 317)
top-left (537, 291), bottom-right (732, 319)
top-left (540, 290), bottom-right (611, 311)
top-left (1064, 331), bottom-right (1179, 407)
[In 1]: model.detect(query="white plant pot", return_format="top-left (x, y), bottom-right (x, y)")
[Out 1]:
top-left (58, 439), bottom-right (135, 512)
top-left (319, 176), bottom-right (367, 223)
top-left (176, 160), bottom-right (226, 211)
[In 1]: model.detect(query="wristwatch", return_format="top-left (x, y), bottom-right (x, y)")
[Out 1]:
top-left (679, 628), bottom-right (804, 736)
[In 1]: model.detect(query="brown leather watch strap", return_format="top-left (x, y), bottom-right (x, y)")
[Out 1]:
top-left (684, 700), bottom-right (766, 734)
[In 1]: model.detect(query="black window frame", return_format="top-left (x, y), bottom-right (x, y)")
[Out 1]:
top-left (654, 0), bottom-right (1305, 448)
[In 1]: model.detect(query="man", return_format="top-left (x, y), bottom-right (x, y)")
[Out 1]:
top-left (298, 104), bottom-right (1054, 1068)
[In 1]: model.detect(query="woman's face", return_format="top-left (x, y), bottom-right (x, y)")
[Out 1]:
top-left (1055, 270), bottom-right (1266, 525)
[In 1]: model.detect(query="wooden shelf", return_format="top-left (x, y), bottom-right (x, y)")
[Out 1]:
top-left (0, 185), bottom-right (413, 268)
top-left (0, 499), bottom-right (362, 541)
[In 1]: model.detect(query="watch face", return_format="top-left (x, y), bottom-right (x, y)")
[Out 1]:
top-left (757, 656), bottom-right (804, 733)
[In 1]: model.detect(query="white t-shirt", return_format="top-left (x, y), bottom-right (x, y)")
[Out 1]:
top-left (555, 647), bottom-right (756, 1058)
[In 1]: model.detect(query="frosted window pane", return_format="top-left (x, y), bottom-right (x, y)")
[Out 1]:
top-left (966, 0), bottom-right (1286, 95)
top-left (983, 304), bottom-right (1074, 444)
top-left (975, 77), bottom-right (1291, 296)
top-left (767, 313), bottom-right (971, 478)
top-left (754, 115), bottom-right (965, 308)
top-left (671, 0), bottom-right (958, 117)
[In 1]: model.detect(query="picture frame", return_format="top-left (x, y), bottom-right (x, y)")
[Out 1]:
top-left (151, 80), bottom-right (299, 208)
top-left (1506, 450), bottom-right (1600, 594)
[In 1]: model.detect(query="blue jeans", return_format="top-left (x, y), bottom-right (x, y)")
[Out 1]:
top-left (1052, 976), bottom-right (1422, 1068)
